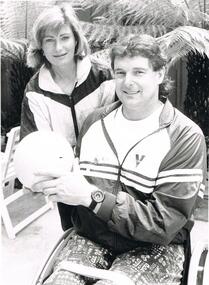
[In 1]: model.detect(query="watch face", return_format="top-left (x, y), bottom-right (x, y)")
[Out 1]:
top-left (92, 190), bottom-right (105, 203)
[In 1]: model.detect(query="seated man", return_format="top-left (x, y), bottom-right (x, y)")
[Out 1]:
top-left (32, 34), bottom-right (207, 285)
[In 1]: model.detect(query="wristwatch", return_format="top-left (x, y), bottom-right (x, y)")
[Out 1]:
top-left (89, 189), bottom-right (105, 211)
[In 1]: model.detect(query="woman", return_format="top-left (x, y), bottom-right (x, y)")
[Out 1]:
top-left (20, 3), bottom-right (115, 147)
top-left (20, 2), bottom-right (116, 232)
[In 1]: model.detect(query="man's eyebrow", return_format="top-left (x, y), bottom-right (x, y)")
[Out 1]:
top-left (114, 68), bottom-right (125, 71)
top-left (114, 67), bottom-right (147, 72)
top-left (132, 67), bottom-right (147, 71)
top-left (44, 35), bottom-right (54, 38)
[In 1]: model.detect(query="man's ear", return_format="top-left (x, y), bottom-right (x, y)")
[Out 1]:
top-left (157, 67), bottom-right (166, 84)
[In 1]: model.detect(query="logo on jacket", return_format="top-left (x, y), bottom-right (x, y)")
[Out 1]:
top-left (94, 157), bottom-right (99, 164)
top-left (135, 154), bottom-right (145, 167)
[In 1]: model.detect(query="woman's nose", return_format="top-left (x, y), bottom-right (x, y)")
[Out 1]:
top-left (55, 39), bottom-right (62, 51)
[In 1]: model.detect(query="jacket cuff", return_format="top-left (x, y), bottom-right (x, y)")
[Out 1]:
top-left (96, 192), bottom-right (116, 222)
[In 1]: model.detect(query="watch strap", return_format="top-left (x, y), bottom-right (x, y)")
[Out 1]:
top-left (89, 199), bottom-right (97, 210)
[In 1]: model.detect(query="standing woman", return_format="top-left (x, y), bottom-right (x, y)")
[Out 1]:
top-left (20, 3), bottom-right (115, 147)
top-left (20, 3), bottom-right (115, 231)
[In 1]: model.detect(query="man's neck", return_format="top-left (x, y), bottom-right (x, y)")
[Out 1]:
top-left (122, 100), bottom-right (163, 121)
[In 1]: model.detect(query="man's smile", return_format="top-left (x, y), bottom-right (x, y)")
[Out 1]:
top-left (123, 90), bottom-right (141, 95)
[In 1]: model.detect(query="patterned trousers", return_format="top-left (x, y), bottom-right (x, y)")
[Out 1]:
top-left (44, 230), bottom-right (184, 285)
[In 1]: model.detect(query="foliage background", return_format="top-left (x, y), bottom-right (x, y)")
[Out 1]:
top-left (1, 0), bottom-right (209, 140)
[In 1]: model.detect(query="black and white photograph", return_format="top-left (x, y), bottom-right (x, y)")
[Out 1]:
top-left (1, 1), bottom-right (209, 284)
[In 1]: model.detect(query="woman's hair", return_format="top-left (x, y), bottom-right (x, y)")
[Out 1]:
top-left (27, 3), bottom-right (89, 69)
top-left (110, 34), bottom-right (173, 98)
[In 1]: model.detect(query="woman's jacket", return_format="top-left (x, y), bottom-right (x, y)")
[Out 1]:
top-left (20, 56), bottom-right (115, 145)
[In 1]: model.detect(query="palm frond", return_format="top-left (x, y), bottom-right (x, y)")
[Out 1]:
top-left (81, 21), bottom-right (167, 51)
top-left (0, 37), bottom-right (28, 60)
top-left (90, 26), bottom-right (209, 70)
top-left (157, 26), bottom-right (209, 66)
top-left (78, 0), bottom-right (209, 29)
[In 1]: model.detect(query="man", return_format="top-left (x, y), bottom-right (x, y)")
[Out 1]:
top-left (33, 34), bottom-right (206, 285)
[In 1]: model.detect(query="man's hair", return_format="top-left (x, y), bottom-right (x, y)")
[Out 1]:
top-left (110, 34), bottom-right (173, 98)
top-left (27, 3), bottom-right (89, 69)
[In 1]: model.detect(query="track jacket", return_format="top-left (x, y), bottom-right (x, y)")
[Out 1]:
top-left (20, 56), bottom-right (115, 145)
top-left (59, 99), bottom-right (206, 253)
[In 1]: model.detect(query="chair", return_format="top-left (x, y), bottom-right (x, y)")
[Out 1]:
top-left (32, 228), bottom-right (208, 285)
top-left (1, 126), bottom-right (53, 239)
top-left (188, 242), bottom-right (209, 285)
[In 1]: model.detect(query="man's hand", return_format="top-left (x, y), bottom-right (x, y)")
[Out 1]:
top-left (31, 158), bottom-right (95, 207)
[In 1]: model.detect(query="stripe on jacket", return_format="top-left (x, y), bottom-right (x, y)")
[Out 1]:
top-left (80, 161), bottom-right (204, 194)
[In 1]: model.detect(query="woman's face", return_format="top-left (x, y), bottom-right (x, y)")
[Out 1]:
top-left (42, 24), bottom-right (77, 67)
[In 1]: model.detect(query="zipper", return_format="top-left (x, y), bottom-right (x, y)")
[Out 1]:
top-left (69, 81), bottom-right (79, 142)
top-left (101, 117), bottom-right (168, 195)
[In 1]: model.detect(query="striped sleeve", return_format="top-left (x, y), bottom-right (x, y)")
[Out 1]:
top-left (157, 131), bottom-right (207, 201)
top-left (107, 132), bottom-right (207, 245)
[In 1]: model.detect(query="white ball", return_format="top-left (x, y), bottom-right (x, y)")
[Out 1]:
top-left (14, 131), bottom-right (74, 188)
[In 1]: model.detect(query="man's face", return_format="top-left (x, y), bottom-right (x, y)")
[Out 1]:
top-left (113, 55), bottom-right (165, 119)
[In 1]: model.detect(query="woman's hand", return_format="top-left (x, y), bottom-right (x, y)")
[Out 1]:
top-left (31, 158), bottom-right (95, 207)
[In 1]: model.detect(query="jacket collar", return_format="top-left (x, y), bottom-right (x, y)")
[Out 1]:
top-left (100, 98), bottom-right (175, 127)
top-left (159, 99), bottom-right (175, 127)
top-left (38, 56), bottom-right (91, 93)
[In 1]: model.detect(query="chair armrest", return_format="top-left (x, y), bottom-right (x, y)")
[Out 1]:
top-left (187, 241), bottom-right (208, 285)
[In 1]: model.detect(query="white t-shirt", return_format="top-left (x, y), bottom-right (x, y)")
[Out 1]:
top-left (104, 104), bottom-right (164, 163)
